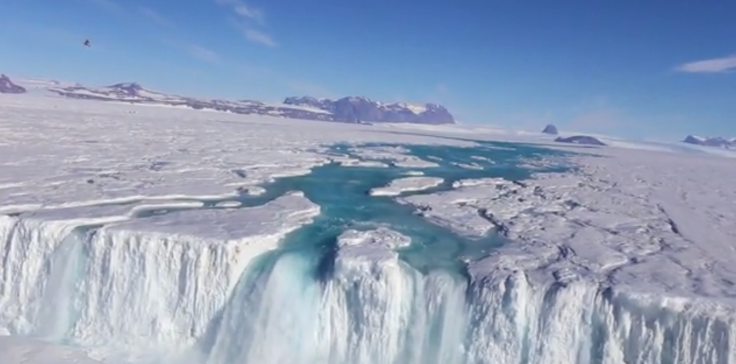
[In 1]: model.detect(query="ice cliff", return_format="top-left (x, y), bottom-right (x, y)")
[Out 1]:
top-left (2, 203), bottom-right (735, 363)
top-left (0, 193), bottom-right (320, 360)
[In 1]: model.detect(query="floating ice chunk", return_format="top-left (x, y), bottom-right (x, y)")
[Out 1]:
top-left (451, 177), bottom-right (508, 188)
top-left (451, 162), bottom-right (483, 170)
top-left (370, 177), bottom-right (443, 196)
top-left (393, 159), bottom-right (439, 168)
top-left (347, 146), bottom-right (440, 168)
top-left (469, 155), bottom-right (494, 163)
top-left (214, 201), bottom-right (242, 208)
top-left (332, 157), bottom-right (388, 168)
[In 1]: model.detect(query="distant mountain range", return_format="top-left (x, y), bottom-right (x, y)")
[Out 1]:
top-left (283, 96), bottom-right (454, 124)
top-left (0, 73), bottom-right (455, 125)
top-left (682, 135), bottom-right (736, 149)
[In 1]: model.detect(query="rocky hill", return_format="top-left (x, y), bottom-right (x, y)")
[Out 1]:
top-left (682, 135), bottom-right (736, 149)
top-left (0, 74), bottom-right (26, 94)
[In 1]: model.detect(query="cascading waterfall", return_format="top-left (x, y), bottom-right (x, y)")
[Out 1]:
top-left (1, 215), bottom-right (736, 364)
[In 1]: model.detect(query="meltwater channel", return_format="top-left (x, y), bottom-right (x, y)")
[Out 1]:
top-left (190, 141), bottom-right (571, 364)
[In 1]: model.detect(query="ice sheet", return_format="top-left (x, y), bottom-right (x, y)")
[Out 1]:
top-left (3, 93), bottom-right (736, 363)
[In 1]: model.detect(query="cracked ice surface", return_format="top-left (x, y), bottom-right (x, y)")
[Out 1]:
top-left (402, 148), bottom-right (736, 302)
top-left (399, 147), bottom-right (736, 362)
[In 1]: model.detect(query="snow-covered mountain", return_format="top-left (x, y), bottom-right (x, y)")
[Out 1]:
top-left (683, 135), bottom-right (736, 149)
top-left (43, 81), bottom-right (456, 124)
top-left (52, 82), bottom-right (187, 103)
top-left (283, 96), bottom-right (455, 124)
top-left (0, 74), bottom-right (26, 94)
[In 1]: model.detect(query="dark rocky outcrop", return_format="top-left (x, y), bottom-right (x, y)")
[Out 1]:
top-left (554, 135), bottom-right (606, 146)
top-left (542, 124), bottom-right (558, 135)
top-left (682, 135), bottom-right (735, 149)
top-left (0, 74), bottom-right (26, 94)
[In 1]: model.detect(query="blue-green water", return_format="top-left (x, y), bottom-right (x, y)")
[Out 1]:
top-left (198, 141), bottom-right (573, 364)
top-left (233, 141), bottom-right (570, 275)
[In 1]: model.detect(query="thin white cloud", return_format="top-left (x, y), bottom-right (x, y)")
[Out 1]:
top-left (138, 6), bottom-right (174, 27)
top-left (214, 0), bottom-right (265, 24)
top-left (187, 45), bottom-right (221, 63)
top-left (234, 4), bottom-right (264, 23)
top-left (161, 38), bottom-right (220, 64)
top-left (243, 29), bottom-right (277, 47)
top-left (674, 55), bottom-right (736, 73)
top-left (214, 0), bottom-right (276, 47)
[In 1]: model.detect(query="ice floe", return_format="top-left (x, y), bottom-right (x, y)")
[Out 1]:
top-left (369, 177), bottom-right (443, 196)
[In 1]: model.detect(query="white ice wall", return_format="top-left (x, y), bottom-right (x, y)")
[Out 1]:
top-left (0, 194), bottom-right (320, 360)
top-left (2, 219), bottom-right (736, 364)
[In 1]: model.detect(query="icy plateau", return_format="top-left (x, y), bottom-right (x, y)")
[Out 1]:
top-left (1, 93), bottom-right (736, 364)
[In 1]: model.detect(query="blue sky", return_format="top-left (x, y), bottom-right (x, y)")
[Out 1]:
top-left (1, 0), bottom-right (734, 139)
